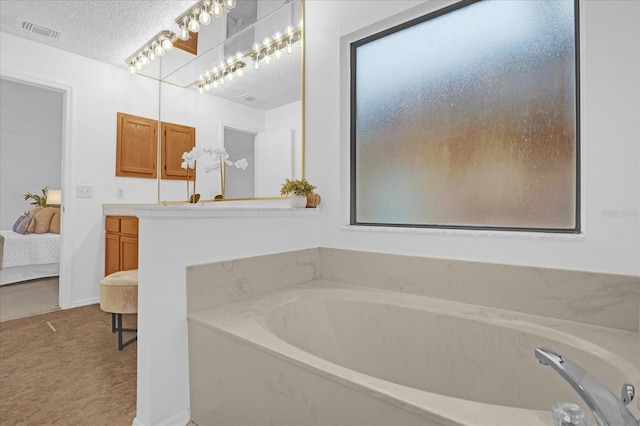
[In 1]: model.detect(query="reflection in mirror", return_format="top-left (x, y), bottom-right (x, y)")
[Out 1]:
top-left (157, 0), bottom-right (304, 202)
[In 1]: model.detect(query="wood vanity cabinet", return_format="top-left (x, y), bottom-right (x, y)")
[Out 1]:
top-left (116, 112), bottom-right (158, 179)
top-left (161, 121), bottom-right (196, 180)
top-left (105, 216), bottom-right (139, 276)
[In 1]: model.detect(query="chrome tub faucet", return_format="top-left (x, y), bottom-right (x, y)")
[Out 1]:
top-left (535, 347), bottom-right (638, 426)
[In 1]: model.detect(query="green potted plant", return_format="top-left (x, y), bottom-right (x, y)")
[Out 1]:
top-left (23, 187), bottom-right (49, 207)
top-left (280, 178), bottom-right (318, 208)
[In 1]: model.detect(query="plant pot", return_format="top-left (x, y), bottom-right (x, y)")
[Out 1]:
top-left (289, 195), bottom-right (307, 208)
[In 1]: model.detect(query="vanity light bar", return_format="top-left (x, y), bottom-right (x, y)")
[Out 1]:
top-left (175, 0), bottom-right (237, 42)
top-left (125, 30), bottom-right (176, 74)
top-left (124, 0), bottom-right (236, 74)
top-left (251, 26), bottom-right (303, 69)
top-left (195, 25), bottom-right (303, 94)
top-left (197, 59), bottom-right (247, 94)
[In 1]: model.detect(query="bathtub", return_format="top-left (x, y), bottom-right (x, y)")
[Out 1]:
top-left (188, 280), bottom-right (640, 426)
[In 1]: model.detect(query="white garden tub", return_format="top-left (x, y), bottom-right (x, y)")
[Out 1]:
top-left (188, 280), bottom-right (640, 426)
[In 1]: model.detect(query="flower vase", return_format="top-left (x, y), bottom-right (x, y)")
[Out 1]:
top-left (289, 195), bottom-right (307, 208)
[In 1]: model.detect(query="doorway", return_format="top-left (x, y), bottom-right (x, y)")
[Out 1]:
top-left (0, 74), bottom-right (70, 319)
top-left (223, 126), bottom-right (257, 198)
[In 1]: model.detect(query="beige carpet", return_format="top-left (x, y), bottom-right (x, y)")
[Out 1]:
top-left (0, 277), bottom-right (59, 322)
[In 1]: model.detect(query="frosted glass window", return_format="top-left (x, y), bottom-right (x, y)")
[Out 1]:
top-left (351, 0), bottom-right (579, 232)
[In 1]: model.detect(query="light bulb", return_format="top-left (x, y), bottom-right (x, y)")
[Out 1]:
top-left (264, 54), bottom-right (270, 65)
top-left (224, 0), bottom-right (236, 9)
top-left (162, 38), bottom-right (173, 51)
top-left (179, 25), bottom-right (189, 41)
top-left (252, 42), bottom-right (260, 51)
top-left (128, 64), bottom-right (137, 74)
top-left (213, 80), bottom-right (219, 88)
top-left (141, 54), bottom-right (149, 65)
top-left (219, 76), bottom-right (225, 85)
top-left (226, 56), bottom-right (234, 64)
top-left (155, 44), bottom-right (165, 56)
top-left (199, 9), bottom-right (211, 25)
top-left (254, 60), bottom-right (260, 70)
top-left (287, 41), bottom-right (293, 54)
top-left (263, 36), bottom-right (271, 46)
top-left (235, 67), bottom-right (243, 77)
top-left (285, 25), bottom-right (294, 35)
top-left (198, 86), bottom-right (204, 95)
top-left (188, 17), bottom-right (200, 33)
top-left (275, 49), bottom-right (282, 59)
top-left (212, 1), bottom-right (222, 17)
top-left (273, 31), bottom-right (282, 41)
top-left (135, 60), bottom-right (143, 70)
top-left (227, 72), bottom-right (233, 81)
top-left (204, 82), bottom-right (210, 91)
top-left (149, 50), bottom-right (156, 61)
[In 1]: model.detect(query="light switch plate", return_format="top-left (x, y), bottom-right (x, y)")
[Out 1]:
top-left (77, 184), bottom-right (93, 198)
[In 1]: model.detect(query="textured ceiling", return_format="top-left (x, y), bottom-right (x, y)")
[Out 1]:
top-left (0, 0), bottom-right (302, 110)
top-left (0, 1), bottom-right (196, 68)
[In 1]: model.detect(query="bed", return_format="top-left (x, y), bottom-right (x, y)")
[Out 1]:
top-left (0, 230), bottom-right (60, 285)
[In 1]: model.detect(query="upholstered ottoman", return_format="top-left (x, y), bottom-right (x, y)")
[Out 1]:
top-left (100, 269), bottom-right (138, 350)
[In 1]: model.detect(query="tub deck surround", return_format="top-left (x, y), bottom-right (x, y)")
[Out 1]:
top-left (186, 249), bottom-right (640, 426)
top-left (133, 203), bottom-right (321, 426)
top-left (187, 281), bottom-right (640, 426)
top-left (318, 248), bottom-right (640, 332)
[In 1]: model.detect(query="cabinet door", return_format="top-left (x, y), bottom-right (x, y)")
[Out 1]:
top-left (105, 232), bottom-right (121, 276)
top-left (116, 112), bottom-right (158, 178)
top-left (162, 122), bottom-right (196, 180)
top-left (120, 216), bottom-right (139, 236)
top-left (120, 236), bottom-right (139, 271)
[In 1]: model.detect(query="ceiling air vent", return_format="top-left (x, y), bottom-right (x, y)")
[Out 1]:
top-left (238, 94), bottom-right (257, 102)
top-left (20, 20), bottom-right (62, 40)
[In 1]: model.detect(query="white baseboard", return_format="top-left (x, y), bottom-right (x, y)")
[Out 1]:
top-left (70, 296), bottom-right (100, 308)
top-left (132, 409), bottom-right (191, 426)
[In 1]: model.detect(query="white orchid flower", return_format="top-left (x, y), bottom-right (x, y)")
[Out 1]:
top-left (234, 158), bottom-right (249, 170)
top-left (201, 145), bottom-right (215, 156)
top-left (181, 151), bottom-right (197, 169)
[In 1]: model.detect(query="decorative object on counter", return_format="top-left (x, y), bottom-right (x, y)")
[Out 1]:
top-left (23, 187), bottom-right (49, 208)
top-left (181, 148), bottom-right (200, 203)
top-left (306, 193), bottom-right (321, 208)
top-left (181, 146), bottom-right (248, 201)
top-left (280, 178), bottom-right (318, 208)
top-left (202, 146), bottom-right (248, 199)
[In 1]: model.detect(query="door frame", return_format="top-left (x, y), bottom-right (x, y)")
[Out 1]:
top-left (0, 69), bottom-right (74, 309)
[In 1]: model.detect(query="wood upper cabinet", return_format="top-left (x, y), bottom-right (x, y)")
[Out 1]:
top-left (116, 112), bottom-right (158, 178)
top-left (105, 216), bottom-right (139, 276)
top-left (162, 121), bottom-right (196, 180)
top-left (173, 32), bottom-right (198, 55)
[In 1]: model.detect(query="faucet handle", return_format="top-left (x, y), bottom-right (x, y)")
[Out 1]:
top-left (622, 384), bottom-right (635, 405)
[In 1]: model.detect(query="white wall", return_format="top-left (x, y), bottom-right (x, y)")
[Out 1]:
top-left (266, 100), bottom-right (303, 180)
top-left (1, 32), bottom-right (159, 307)
top-left (305, 0), bottom-right (640, 276)
top-left (0, 78), bottom-right (62, 229)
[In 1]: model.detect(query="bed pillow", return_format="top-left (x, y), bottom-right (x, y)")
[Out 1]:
top-left (29, 206), bottom-right (44, 217)
top-left (33, 207), bottom-right (58, 234)
top-left (49, 210), bottom-right (61, 234)
top-left (12, 214), bottom-right (35, 235)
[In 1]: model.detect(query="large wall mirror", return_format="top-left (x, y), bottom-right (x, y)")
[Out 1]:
top-left (140, 0), bottom-right (304, 202)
